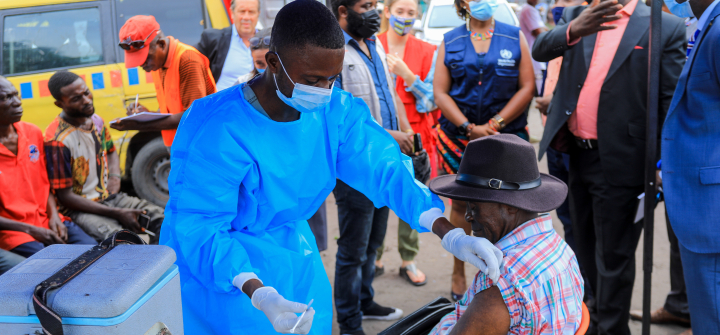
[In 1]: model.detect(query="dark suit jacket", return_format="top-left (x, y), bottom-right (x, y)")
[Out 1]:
top-left (532, 3), bottom-right (686, 187)
top-left (196, 26), bottom-right (232, 83)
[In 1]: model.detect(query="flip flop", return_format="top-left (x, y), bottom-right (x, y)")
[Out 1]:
top-left (399, 263), bottom-right (427, 286)
top-left (451, 291), bottom-right (464, 302)
top-left (374, 264), bottom-right (384, 278)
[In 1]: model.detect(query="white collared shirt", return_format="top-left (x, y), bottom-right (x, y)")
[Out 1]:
top-left (216, 24), bottom-right (254, 91)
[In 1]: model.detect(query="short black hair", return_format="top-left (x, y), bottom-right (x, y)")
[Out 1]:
top-left (271, 0), bottom-right (345, 54)
top-left (48, 71), bottom-right (81, 101)
top-left (330, 0), bottom-right (363, 18)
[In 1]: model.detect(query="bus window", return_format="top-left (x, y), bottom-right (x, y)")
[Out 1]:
top-left (115, 0), bottom-right (206, 60)
top-left (3, 8), bottom-right (103, 75)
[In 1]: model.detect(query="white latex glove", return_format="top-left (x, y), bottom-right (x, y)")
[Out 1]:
top-left (441, 228), bottom-right (504, 282)
top-left (251, 286), bottom-right (315, 334)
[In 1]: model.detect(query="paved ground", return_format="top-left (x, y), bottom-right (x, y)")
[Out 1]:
top-left (318, 108), bottom-right (688, 335)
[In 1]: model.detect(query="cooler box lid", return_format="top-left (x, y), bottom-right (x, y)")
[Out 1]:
top-left (0, 244), bottom-right (176, 318)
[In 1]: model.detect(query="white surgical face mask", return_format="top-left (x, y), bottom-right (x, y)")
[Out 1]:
top-left (273, 54), bottom-right (333, 113)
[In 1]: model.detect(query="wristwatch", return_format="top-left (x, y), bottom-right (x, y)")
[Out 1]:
top-left (458, 121), bottom-right (471, 136)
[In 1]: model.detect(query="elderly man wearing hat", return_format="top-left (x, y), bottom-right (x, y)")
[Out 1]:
top-left (427, 134), bottom-right (585, 334)
top-left (110, 15), bottom-right (216, 150)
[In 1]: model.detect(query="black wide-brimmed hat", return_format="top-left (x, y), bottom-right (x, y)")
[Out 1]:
top-left (429, 134), bottom-right (567, 213)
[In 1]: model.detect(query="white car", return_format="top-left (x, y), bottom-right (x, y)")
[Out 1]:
top-left (414, 0), bottom-right (520, 45)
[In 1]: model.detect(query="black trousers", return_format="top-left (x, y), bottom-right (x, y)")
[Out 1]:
top-left (568, 148), bottom-right (644, 335)
top-left (664, 209), bottom-right (690, 319)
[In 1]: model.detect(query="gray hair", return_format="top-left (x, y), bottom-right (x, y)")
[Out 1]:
top-left (231, 0), bottom-right (261, 12)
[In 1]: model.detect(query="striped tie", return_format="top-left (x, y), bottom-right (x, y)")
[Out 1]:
top-left (687, 28), bottom-right (700, 57)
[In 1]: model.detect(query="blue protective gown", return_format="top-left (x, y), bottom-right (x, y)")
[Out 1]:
top-left (160, 83), bottom-right (445, 334)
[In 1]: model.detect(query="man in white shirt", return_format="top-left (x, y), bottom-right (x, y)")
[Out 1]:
top-left (197, 0), bottom-right (260, 91)
top-left (519, 0), bottom-right (548, 94)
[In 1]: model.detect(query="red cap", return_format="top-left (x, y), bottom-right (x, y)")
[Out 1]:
top-left (119, 15), bottom-right (161, 68)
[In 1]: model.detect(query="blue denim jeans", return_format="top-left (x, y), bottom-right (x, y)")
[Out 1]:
top-left (0, 249), bottom-right (25, 276)
top-left (10, 220), bottom-right (97, 258)
top-left (333, 180), bottom-right (390, 332)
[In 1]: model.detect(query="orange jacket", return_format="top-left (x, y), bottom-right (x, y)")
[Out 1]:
top-left (152, 38), bottom-right (216, 146)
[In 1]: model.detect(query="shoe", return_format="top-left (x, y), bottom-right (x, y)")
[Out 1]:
top-left (374, 264), bottom-right (384, 278)
top-left (629, 307), bottom-right (691, 327)
top-left (341, 330), bottom-right (366, 335)
top-left (678, 329), bottom-right (692, 335)
top-left (362, 302), bottom-right (403, 321)
top-left (399, 263), bottom-right (427, 286)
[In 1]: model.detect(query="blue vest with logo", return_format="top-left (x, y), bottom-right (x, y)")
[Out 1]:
top-left (439, 21), bottom-right (527, 137)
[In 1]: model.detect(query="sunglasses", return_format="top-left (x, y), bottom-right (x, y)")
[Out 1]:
top-left (118, 29), bottom-right (159, 51)
top-left (249, 36), bottom-right (271, 49)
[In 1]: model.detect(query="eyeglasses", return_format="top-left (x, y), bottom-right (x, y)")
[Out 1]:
top-left (118, 29), bottom-right (160, 51)
top-left (249, 36), bottom-right (271, 49)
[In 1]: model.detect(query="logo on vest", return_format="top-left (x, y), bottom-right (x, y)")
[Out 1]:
top-left (29, 144), bottom-right (39, 163)
top-left (498, 49), bottom-right (515, 67)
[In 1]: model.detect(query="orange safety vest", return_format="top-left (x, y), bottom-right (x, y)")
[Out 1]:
top-left (152, 37), bottom-right (216, 147)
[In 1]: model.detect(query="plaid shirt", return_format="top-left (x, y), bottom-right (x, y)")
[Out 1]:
top-left (404, 50), bottom-right (438, 113)
top-left (430, 214), bottom-right (584, 335)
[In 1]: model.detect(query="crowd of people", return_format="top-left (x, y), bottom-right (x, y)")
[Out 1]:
top-left (0, 0), bottom-right (717, 333)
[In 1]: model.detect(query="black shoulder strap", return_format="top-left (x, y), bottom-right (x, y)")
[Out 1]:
top-left (32, 230), bottom-right (146, 335)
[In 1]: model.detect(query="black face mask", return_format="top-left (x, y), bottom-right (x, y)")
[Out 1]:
top-left (347, 8), bottom-right (381, 39)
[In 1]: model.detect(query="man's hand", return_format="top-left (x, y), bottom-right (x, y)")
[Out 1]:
top-left (568, 0), bottom-right (623, 40)
top-left (108, 176), bottom-right (121, 194)
top-left (48, 214), bottom-right (68, 242)
top-left (113, 208), bottom-right (143, 233)
top-left (535, 96), bottom-right (551, 115)
top-left (469, 124), bottom-right (498, 140)
top-left (389, 130), bottom-right (414, 155)
top-left (125, 102), bottom-right (150, 116)
top-left (387, 54), bottom-right (415, 83)
top-left (109, 119), bottom-right (141, 131)
top-left (251, 286), bottom-right (315, 334)
top-left (441, 228), bottom-right (503, 282)
top-left (28, 225), bottom-right (65, 245)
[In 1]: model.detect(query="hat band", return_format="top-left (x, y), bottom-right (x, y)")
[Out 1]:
top-left (456, 174), bottom-right (542, 190)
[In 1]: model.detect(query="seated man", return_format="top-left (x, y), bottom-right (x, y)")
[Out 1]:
top-left (428, 135), bottom-right (584, 334)
top-left (44, 71), bottom-right (164, 242)
top-left (0, 76), bottom-right (95, 258)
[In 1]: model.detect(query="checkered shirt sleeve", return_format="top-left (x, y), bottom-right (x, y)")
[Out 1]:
top-left (404, 50), bottom-right (438, 113)
top-left (44, 140), bottom-right (73, 190)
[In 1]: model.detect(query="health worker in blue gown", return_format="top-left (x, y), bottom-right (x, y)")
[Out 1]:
top-left (160, 1), bottom-right (504, 334)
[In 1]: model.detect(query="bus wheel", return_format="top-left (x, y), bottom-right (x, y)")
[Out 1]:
top-left (131, 137), bottom-right (170, 207)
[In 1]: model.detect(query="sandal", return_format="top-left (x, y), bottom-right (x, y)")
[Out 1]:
top-left (374, 264), bottom-right (385, 278)
top-left (451, 291), bottom-right (464, 302)
top-left (399, 263), bottom-right (427, 286)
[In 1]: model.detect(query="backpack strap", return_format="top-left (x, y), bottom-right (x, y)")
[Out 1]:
top-left (32, 230), bottom-right (146, 335)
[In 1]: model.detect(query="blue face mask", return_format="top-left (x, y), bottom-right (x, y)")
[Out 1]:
top-left (273, 54), bottom-right (333, 113)
top-left (663, 0), bottom-right (694, 18)
top-left (469, 0), bottom-right (499, 21)
top-left (551, 6), bottom-right (565, 25)
top-left (257, 67), bottom-right (266, 73)
top-left (389, 14), bottom-right (415, 36)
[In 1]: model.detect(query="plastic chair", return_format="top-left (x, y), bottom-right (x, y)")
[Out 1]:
top-left (575, 302), bottom-right (590, 335)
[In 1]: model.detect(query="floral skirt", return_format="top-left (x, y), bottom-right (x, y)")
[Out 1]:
top-left (434, 125), bottom-right (529, 174)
